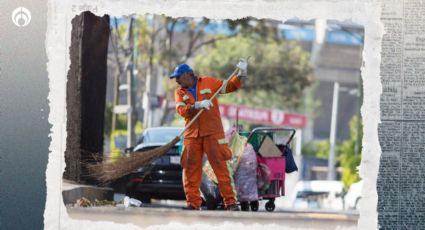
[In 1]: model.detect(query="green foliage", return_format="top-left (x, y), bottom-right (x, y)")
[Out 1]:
top-left (134, 17), bottom-right (157, 66)
top-left (122, 15), bottom-right (315, 125)
top-left (302, 140), bottom-right (331, 160)
top-left (225, 17), bottom-right (281, 41)
top-left (338, 115), bottom-right (362, 189)
top-left (301, 115), bottom-right (362, 189)
top-left (193, 35), bottom-right (314, 111)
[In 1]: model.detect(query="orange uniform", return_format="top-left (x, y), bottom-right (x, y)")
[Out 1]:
top-left (175, 75), bottom-right (241, 209)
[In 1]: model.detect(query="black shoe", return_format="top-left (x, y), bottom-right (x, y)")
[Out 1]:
top-left (182, 205), bottom-right (201, 210)
top-left (226, 204), bottom-right (240, 211)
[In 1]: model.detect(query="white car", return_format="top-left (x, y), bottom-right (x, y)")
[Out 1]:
top-left (344, 180), bottom-right (362, 210)
top-left (291, 180), bottom-right (345, 211)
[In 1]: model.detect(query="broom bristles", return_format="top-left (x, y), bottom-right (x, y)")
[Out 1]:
top-left (87, 136), bottom-right (181, 184)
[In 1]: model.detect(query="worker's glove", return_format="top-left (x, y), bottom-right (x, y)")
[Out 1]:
top-left (236, 58), bottom-right (248, 76)
top-left (194, 100), bottom-right (213, 110)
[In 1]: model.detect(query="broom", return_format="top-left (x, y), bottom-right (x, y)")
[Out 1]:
top-left (88, 64), bottom-right (244, 184)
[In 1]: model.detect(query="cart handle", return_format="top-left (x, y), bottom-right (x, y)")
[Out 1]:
top-left (246, 127), bottom-right (296, 146)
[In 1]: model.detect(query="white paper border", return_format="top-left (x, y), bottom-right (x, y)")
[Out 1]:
top-left (44, 1), bottom-right (383, 229)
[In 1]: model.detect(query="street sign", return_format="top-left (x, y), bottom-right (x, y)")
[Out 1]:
top-left (168, 101), bottom-right (307, 128)
top-left (219, 104), bottom-right (307, 128)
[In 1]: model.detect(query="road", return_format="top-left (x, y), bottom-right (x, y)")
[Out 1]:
top-left (67, 202), bottom-right (359, 230)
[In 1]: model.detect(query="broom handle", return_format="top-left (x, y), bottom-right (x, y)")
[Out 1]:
top-left (178, 67), bottom-right (240, 137)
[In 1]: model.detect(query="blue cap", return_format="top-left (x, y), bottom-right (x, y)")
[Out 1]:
top-left (170, 64), bottom-right (193, 79)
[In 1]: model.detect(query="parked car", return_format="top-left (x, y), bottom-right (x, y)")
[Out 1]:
top-left (291, 180), bottom-right (345, 210)
top-left (344, 180), bottom-right (362, 210)
top-left (124, 127), bottom-right (185, 203)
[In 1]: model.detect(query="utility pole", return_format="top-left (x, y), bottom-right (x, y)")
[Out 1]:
top-left (127, 17), bottom-right (135, 147)
top-left (328, 82), bottom-right (339, 180)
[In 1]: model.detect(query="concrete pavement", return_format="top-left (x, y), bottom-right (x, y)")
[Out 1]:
top-left (67, 206), bottom-right (358, 229)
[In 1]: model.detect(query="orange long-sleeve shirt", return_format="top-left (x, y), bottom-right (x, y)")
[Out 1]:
top-left (174, 75), bottom-right (241, 138)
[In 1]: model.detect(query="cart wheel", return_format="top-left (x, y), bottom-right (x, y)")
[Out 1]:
top-left (240, 202), bottom-right (250, 211)
top-left (265, 201), bottom-right (275, 212)
top-left (250, 200), bottom-right (259, 212)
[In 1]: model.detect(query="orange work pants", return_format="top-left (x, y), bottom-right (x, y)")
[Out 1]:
top-left (180, 133), bottom-right (236, 209)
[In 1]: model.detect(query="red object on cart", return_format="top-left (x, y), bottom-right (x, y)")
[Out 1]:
top-left (257, 156), bottom-right (286, 198)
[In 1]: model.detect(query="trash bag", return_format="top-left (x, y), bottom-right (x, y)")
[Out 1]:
top-left (284, 146), bottom-right (298, 173)
top-left (234, 143), bottom-right (258, 202)
top-left (200, 173), bottom-right (222, 210)
top-left (203, 127), bottom-right (244, 183)
top-left (227, 128), bottom-right (247, 169)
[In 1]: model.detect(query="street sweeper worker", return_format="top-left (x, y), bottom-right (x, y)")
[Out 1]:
top-left (170, 59), bottom-right (248, 211)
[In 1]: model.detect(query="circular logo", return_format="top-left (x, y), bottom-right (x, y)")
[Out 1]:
top-left (271, 110), bottom-right (285, 125)
top-left (12, 7), bottom-right (31, 27)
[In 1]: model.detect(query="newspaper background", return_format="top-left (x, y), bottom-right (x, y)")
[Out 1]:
top-left (378, 0), bottom-right (425, 229)
top-left (42, 0), bottom-right (396, 229)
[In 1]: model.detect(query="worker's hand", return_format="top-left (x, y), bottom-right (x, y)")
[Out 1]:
top-left (194, 100), bottom-right (213, 110)
top-left (236, 58), bottom-right (248, 76)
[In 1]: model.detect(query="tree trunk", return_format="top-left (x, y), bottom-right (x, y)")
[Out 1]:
top-left (64, 11), bottom-right (110, 184)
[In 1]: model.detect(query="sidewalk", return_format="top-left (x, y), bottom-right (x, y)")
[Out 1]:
top-left (67, 206), bottom-right (358, 229)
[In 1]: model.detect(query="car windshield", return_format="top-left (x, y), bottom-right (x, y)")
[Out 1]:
top-left (143, 128), bottom-right (182, 144)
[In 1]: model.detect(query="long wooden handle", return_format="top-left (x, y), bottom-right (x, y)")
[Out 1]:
top-left (178, 67), bottom-right (240, 137)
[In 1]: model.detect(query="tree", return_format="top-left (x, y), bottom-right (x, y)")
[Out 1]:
top-left (130, 16), bottom-right (238, 126)
top-left (65, 12), bottom-right (110, 183)
top-left (113, 15), bottom-right (315, 127)
top-left (193, 35), bottom-right (314, 111)
top-left (338, 115), bottom-right (362, 189)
